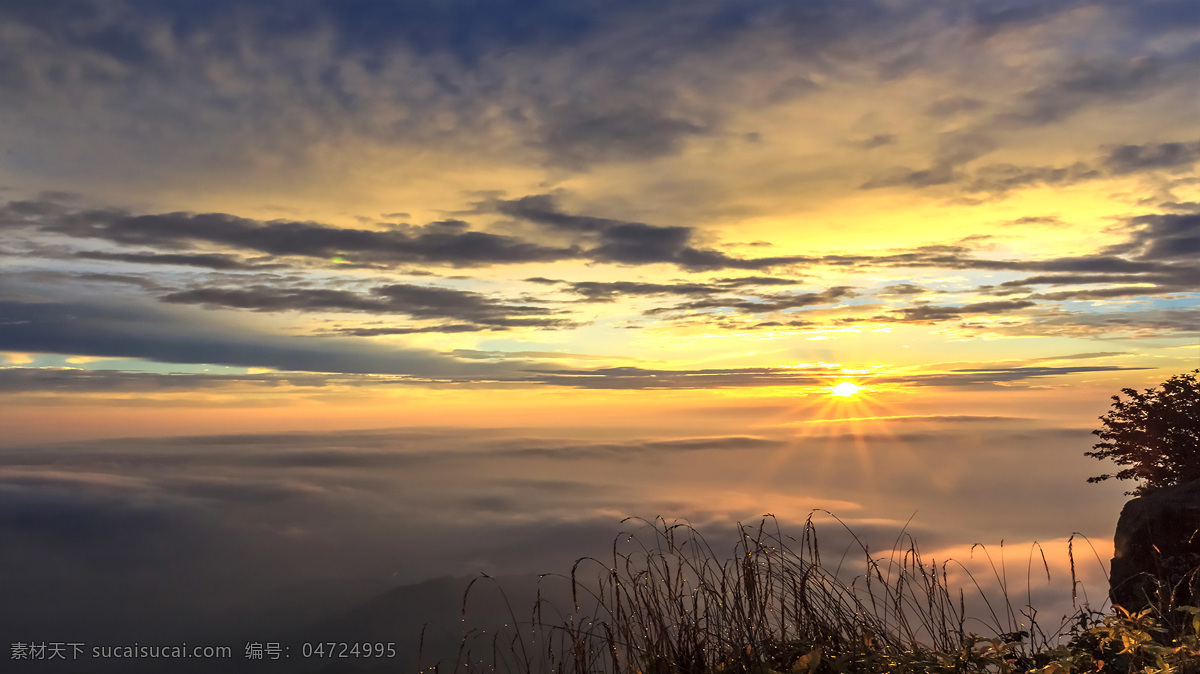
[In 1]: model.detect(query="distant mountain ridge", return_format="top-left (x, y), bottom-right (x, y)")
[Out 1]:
top-left (11, 572), bottom-right (558, 674)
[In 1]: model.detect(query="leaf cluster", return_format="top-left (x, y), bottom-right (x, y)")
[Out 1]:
top-left (1085, 370), bottom-right (1200, 496)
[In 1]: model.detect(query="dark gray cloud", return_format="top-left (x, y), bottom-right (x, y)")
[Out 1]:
top-left (0, 368), bottom-right (402, 394)
top-left (10, 191), bottom-right (1198, 286)
top-left (864, 105), bottom-right (1200, 196)
top-left (1122, 213), bottom-right (1200, 261)
top-left (878, 282), bottom-right (929, 296)
top-left (2, 200), bottom-right (578, 267)
top-left (66, 195), bottom-right (1190, 341)
top-left (960, 161), bottom-right (1102, 195)
top-left (1100, 307), bottom-right (1200, 334)
top-left (860, 166), bottom-right (958, 190)
top-left (888, 365), bottom-right (1148, 387)
top-left (5, 196), bottom-right (816, 272)
top-left (859, 131), bottom-right (997, 189)
top-left (0, 0), bottom-right (1196, 208)
top-left (370, 281), bottom-right (581, 328)
top-left (560, 276), bottom-right (805, 302)
top-left (162, 286), bottom-right (386, 312)
top-left (884, 136), bottom-right (1200, 198)
top-left (0, 0), bottom-right (924, 186)
top-left (0, 272), bottom-right (1164, 383)
top-left (827, 244), bottom-right (1186, 277)
top-left (967, 150), bottom-right (1199, 195)
top-left (999, 273), bottom-right (1132, 287)
top-left (643, 286), bottom-right (857, 316)
top-left (1007, 216), bottom-right (1066, 227)
top-left (539, 105), bottom-right (708, 167)
top-left (825, 239), bottom-right (1190, 277)
top-left (1028, 286), bottom-right (1192, 301)
top-left (959, 305), bottom-right (1200, 339)
top-left (967, 0), bottom-right (1087, 39)
top-left (982, 267), bottom-right (1200, 302)
top-left (1032, 351), bottom-right (1128, 361)
top-left (713, 276), bottom-right (807, 288)
top-left (159, 282), bottom-right (579, 330)
top-left (0, 299), bottom-right (528, 377)
top-left (749, 318), bottom-right (818, 329)
top-left (333, 323), bottom-right (493, 336)
top-left (852, 133), bottom-right (897, 149)
top-left (75, 250), bottom-right (283, 270)
top-left (495, 194), bottom-right (808, 270)
top-left (1003, 55), bottom-right (1166, 126)
top-left (495, 226), bottom-right (1198, 328)
top-left (7, 269), bottom-right (166, 291)
top-left (1011, 255), bottom-right (1173, 273)
top-left (1158, 201), bottom-right (1200, 213)
top-left (1122, 0), bottom-right (1200, 32)
top-left (554, 277), bottom-right (696, 299)
top-left (1104, 141), bottom-right (1200, 174)
top-left (891, 300), bottom-right (1036, 323)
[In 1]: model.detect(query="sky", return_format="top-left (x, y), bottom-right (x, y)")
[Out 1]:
top-left (1, 0), bottom-right (1199, 660)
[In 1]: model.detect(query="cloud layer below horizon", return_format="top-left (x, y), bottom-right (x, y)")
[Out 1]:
top-left (0, 422), bottom-right (1123, 644)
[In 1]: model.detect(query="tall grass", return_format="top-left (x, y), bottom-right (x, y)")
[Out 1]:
top-left (422, 514), bottom-right (1199, 673)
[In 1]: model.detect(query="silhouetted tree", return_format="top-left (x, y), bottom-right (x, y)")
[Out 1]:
top-left (1086, 369), bottom-right (1200, 495)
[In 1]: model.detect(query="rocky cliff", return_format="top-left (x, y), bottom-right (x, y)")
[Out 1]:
top-left (1111, 479), bottom-right (1200, 611)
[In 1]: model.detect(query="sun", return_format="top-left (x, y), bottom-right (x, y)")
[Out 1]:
top-left (831, 381), bottom-right (861, 397)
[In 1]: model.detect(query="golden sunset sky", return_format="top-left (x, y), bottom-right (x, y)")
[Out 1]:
top-left (0, 0), bottom-right (1198, 644)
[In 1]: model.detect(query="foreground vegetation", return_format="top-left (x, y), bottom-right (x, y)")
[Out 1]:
top-left (426, 515), bottom-right (1200, 674)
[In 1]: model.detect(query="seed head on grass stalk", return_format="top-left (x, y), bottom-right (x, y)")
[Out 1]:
top-left (440, 513), bottom-right (1130, 673)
